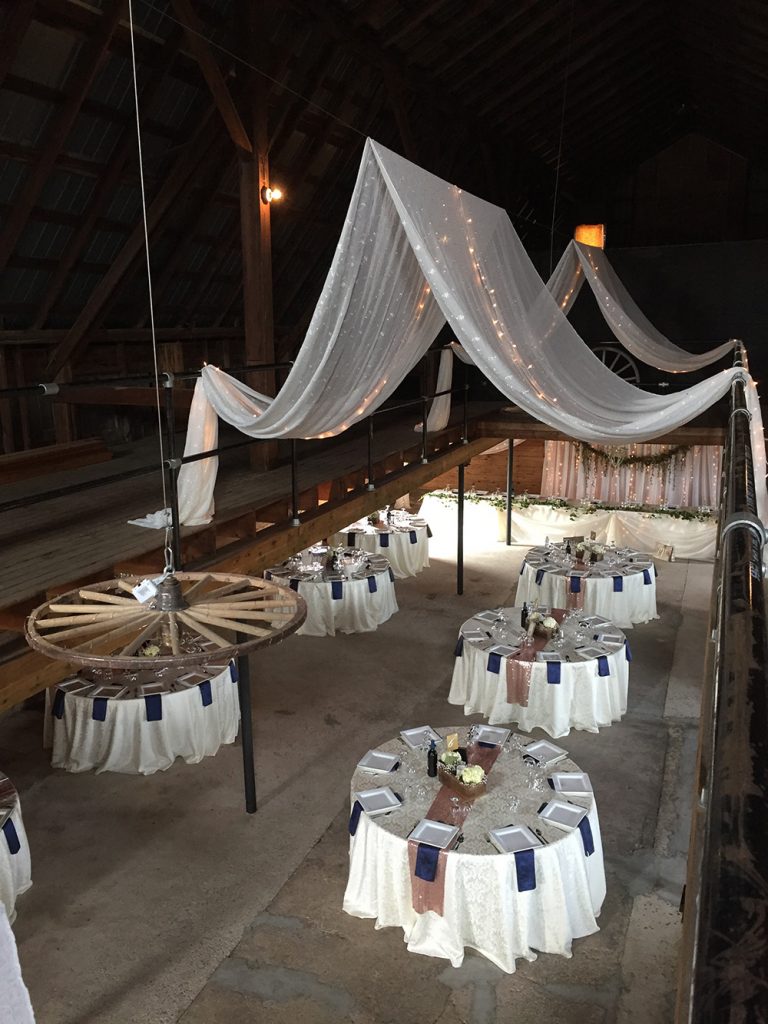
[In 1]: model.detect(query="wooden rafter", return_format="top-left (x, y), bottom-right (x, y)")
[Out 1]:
top-left (0, 0), bottom-right (37, 92)
top-left (0, 1), bottom-right (126, 274)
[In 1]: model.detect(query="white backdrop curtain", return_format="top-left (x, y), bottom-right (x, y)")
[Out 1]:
top-left (135, 139), bottom-right (766, 527)
top-left (547, 241), bottom-right (735, 372)
top-left (541, 440), bottom-right (722, 507)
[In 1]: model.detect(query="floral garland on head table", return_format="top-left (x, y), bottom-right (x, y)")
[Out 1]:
top-left (576, 442), bottom-right (691, 487)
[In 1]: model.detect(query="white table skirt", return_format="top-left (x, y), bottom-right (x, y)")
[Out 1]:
top-left (448, 625), bottom-right (628, 738)
top-left (515, 562), bottom-right (658, 628)
top-left (0, 804), bottom-right (32, 923)
top-left (419, 493), bottom-right (717, 560)
top-left (47, 664), bottom-right (240, 775)
top-left (270, 568), bottom-right (398, 637)
top-left (329, 525), bottom-right (430, 578)
top-left (0, 905), bottom-right (35, 1023)
top-left (343, 733), bottom-right (605, 973)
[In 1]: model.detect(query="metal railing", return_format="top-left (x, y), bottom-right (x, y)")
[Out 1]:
top-left (678, 341), bottom-right (768, 1021)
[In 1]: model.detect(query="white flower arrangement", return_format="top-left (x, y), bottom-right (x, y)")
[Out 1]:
top-left (574, 540), bottom-right (605, 560)
top-left (440, 750), bottom-right (463, 768)
top-left (542, 615), bottom-right (558, 630)
top-left (458, 764), bottom-right (485, 786)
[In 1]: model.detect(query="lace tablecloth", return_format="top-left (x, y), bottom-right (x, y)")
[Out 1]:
top-left (343, 727), bottom-right (605, 972)
top-left (265, 552), bottom-right (398, 636)
top-left (515, 544), bottom-right (658, 627)
top-left (329, 515), bottom-right (430, 578)
top-left (44, 662), bottom-right (240, 775)
top-left (448, 607), bottom-right (629, 736)
top-left (0, 773), bottom-right (32, 922)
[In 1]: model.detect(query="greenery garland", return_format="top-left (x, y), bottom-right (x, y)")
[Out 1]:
top-left (424, 489), bottom-right (716, 523)
top-left (577, 443), bottom-right (691, 486)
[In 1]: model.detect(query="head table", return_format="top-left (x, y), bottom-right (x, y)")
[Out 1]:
top-left (515, 543), bottom-right (658, 628)
top-left (0, 772), bottom-right (32, 922)
top-left (449, 607), bottom-right (629, 737)
top-left (44, 662), bottom-right (240, 774)
top-left (329, 512), bottom-right (430, 579)
top-left (343, 726), bottom-right (605, 973)
top-left (265, 551), bottom-right (397, 636)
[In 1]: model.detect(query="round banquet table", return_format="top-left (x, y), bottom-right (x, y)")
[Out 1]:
top-left (343, 727), bottom-right (605, 973)
top-left (0, 773), bottom-right (32, 922)
top-left (515, 544), bottom-right (658, 628)
top-left (448, 607), bottom-right (629, 737)
top-left (44, 661), bottom-right (240, 774)
top-left (329, 514), bottom-right (430, 579)
top-left (265, 552), bottom-right (397, 636)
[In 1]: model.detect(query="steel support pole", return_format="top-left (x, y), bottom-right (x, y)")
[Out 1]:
top-left (235, 641), bottom-right (257, 814)
top-left (367, 416), bottom-right (375, 490)
top-left (505, 439), bottom-right (514, 546)
top-left (290, 439), bottom-right (300, 525)
top-left (457, 462), bottom-right (465, 595)
top-left (421, 397), bottom-right (429, 463)
top-left (162, 376), bottom-right (183, 569)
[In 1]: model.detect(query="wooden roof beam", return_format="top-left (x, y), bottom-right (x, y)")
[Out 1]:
top-left (0, 0), bottom-right (126, 274)
top-left (0, 0), bottom-right (37, 91)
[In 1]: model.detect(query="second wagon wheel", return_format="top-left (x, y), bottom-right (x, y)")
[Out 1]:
top-left (592, 345), bottom-right (641, 384)
top-left (25, 572), bottom-right (306, 671)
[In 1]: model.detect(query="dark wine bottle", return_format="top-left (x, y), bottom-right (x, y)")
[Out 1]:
top-left (521, 602), bottom-right (528, 628)
top-left (427, 739), bottom-right (437, 777)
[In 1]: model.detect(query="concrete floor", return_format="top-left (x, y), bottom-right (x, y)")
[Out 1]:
top-left (1, 537), bottom-right (711, 1024)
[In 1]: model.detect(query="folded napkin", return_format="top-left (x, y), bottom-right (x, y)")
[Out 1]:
top-left (91, 697), bottom-right (108, 721)
top-left (535, 568), bottom-right (545, 585)
top-left (347, 532), bottom-right (356, 546)
top-left (144, 694), bottom-right (162, 722)
top-left (367, 575), bottom-right (377, 593)
top-left (642, 568), bottom-right (652, 585)
top-left (454, 636), bottom-right (464, 657)
top-left (229, 659), bottom-right (239, 682)
top-left (414, 843), bottom-right (440, 882)
top-left (612, 576), bottom-right (623, 592)
top-left (596, 655), bottom-right (610, 677)
top-left (625, 640), bottom-right (633, 662)
top-left (348, 800), bottom-right (364, 836)
top-left (409, 530), bottom-right (418, 544)
top-left (514, 848), bottom-right (537, 892)
top-left (546, 661), bottom-right (561, 684)
top-left (487, 652), bottom-right (502, 674)
top-left (331, 580), bottom-right (343, 600)
top-left (289, 578), bottom-right (300, 591)
top-left (578, 816), bottom-right (595, 856)
top-left (569, 575), bottom-right (581, 593)
top-left (379, 533), bottom-right (390, 548)
top-left (1, 818), bottom-right (21, 855)
top-left (199, 680), bottom-right (213, 707)
top-left (52, 688), bottom-right (66, 720)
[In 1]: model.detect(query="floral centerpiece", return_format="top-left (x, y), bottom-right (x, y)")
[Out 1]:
top-left (437, 751), bottom-right (487, 799)
top-left (574, 540), bottom-right (605, 562)
top-left (526, 611), bottom-right (560, 639)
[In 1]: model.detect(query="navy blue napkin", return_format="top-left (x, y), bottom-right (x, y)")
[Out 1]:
top-left (199, 680), bottom-right (213, 707)
top-left (388, 567), bottom-right (395, 582)
top-left (145, 694), bottom-right (163, 722)
top-left (570, 575), bottom-right (581, 593)
top-left (347, 532), bottom-right (355, 546)
top-left (409, 530), bottom-right (418, 544)
top-left (331, 580), bottom-right (343, 600)
top-left (655, 565), bottom-right (658, 577)
top-left (264, 571), bottom-right (273, 581)
top-left (454, 636), bottom-right (464, 657)
top-left (348, 800), bottom-right (363, 836)
top-left (415, 843), bottom-right (440, 881)
top-left (547, 661), bottom-right (561, 684)
top-left (642, 568), bottom-right (652, 585)
top-left (624, 640), bottom-right (633, 662)
top-left (578, 816), bottom-right (595, 856)
top-left (514, 849), bottom-right (536, 891)
top-left (547, 777), bottom-right (555, 789)
top-left (597, 655), bottom-right (610, 677)
top-left (367, 575), bottom-right (377, 593)
top-left (2, 819), bottom-right (20, 855)
top-left (427, 525), bottom-right (433, 538)
top-left (92, 697), bottom-right (108, 721)
top-left (487, 652), bottom-right (502, 674)
top-left (612, 576), bottom-right (623, 592)
top-left (379, 533), bottom-right (390, 548)
top-left (477, 741), bottom-right (495, 748)
top-left (289, 577), bottom-right (299, 591)
top-left (52, 688), bottom-right (65, 719)
top-left (535, 568), bottom-right (545, 585)
top-left (229, 659), bottom-right (238, 682)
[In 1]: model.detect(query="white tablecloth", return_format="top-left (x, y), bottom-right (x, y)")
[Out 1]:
top-left (329, 518), bottom-right (430, 578)
top-left (516, 547), bottom-right (658, 628)
top-left (46, 664), bottom-right (240, 775)
top-left (448, 608), bottom-right (629, 736)
top-left (343, 729), bottom-right (605, 972)
top-left (0, 776), bottom-right (32, 923)
top-left (419, 493), bottom-right (717, 560)
top-left (0, 904), bottom-right (35, 1023)
top-left (266, 557), bottom-right (398, 636)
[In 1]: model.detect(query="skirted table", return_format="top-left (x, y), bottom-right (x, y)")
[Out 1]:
top-left (265, 552), bottom-right (397, 636)
top-left (343, 726), bottom-right (605, 973)
top-left (516, 544), bottom-right (658, 628)
top-left (448, 608), bottom-right (630, 737)
top-left (44, 661), bottom-right (240, 774)
top-left (0, 773), bottom-right (32, 922)
top-left (329, 514), bottom-right (430, 579)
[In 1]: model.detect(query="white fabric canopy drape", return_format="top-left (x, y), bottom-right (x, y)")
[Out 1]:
top-left (135, 139), bottom-right (765, 527)
top-left (542, 440), bottom-right (722, 507)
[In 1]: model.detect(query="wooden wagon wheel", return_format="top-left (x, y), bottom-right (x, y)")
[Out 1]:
top-left (592, 344), bottom-right (641, 384)
top-left (25, 572), bottom-right (306, 671)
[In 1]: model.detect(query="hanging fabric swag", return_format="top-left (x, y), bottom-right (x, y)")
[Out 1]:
top-left (133, 139), bottom-right (766, 529)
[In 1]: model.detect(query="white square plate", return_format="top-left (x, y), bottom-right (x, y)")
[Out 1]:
top-left (538, 799), bottom-right (588, 831)
top-left (550, 771), bottom-right (593, 795)
top-left (474, 610), bottom-right (499, 623)
top-left (357, 749), bottom-right (400, 773)
top-left (136, 682), bottom-right (166, 697)
top-left (489, 644), bottom-right (517, 656)
top-left (524, 739), bottom-right (568, 765)
top-left (89, 685), bottom-right (128, 699)
top-left (57, 678), bottom-right (95, 696)
top-left (354, 787), bottom-right (402, 816)
top-left (462, 629), bottom-right (488, 641)
top-left (535, 651), bottom-right (562, 662)
top-left (400, 726), bottom-right (442, 749)
top-left (574, 645), bottom-right (607, 660)
top-left (474, 725), bottom-right (510, 746)
top-left (409, 819), bottom-right (459, 849)
top-left (488, 824), bottom-right (542, 854)
top-left (580, 615), bottom-right (609, 626)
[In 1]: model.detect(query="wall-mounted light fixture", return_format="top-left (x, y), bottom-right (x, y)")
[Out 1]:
top-left (260, 185), bottom-right (283, 204)
top-left (574, 224), bottom-right (605, 248)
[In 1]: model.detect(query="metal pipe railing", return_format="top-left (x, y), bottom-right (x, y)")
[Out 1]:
top-left (680, 341), bottom-right (768, 1021)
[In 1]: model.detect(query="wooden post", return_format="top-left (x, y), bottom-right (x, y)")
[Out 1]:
top-left (240, 0), bottom-right (277, 471)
